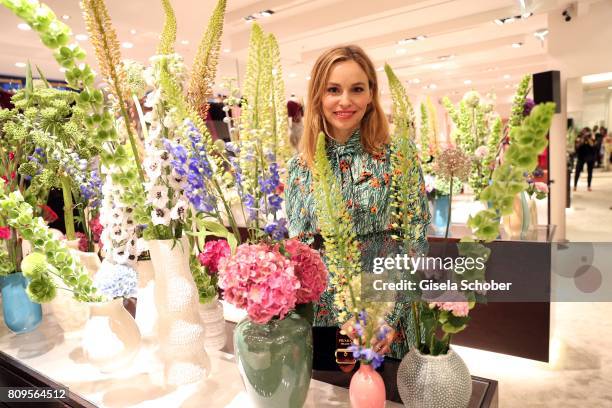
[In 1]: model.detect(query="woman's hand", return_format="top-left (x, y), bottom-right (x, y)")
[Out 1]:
top-left (371, 324), bottom-right (396, 355)
top-left (341, 320), bottom-right (396, 355)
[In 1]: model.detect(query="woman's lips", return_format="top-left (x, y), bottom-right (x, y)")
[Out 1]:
top-left (334, 111), bottom-right (356, 120)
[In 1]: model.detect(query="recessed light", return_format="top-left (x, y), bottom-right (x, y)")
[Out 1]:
top-left (409, 78), bottom-right (421, 84)
top-left (17, 23), bottom-right (31, 31)
top-left (416, 35), bottom-right (426, 40)
top-left (503, 74), bottom-right (511, 79)
top-left (130, 29), bottom-right (137, 35)
top-left (259, 10), bottom-right (274, 17)
top-left (429, 84), bottom-right (437, 89)
top-left (505, 17), bottom-right (516, 24)
top-left (223, 48), bottom-right (231, 53)
top-left (464, 79), bottom-right (472, 85)
top-left (534, 29), bottom-right (549, 39)
top-left (181, 40), bottom-right (189, 45)
top-left (62, 15), bottom-right (70, 20)
top-left (122, 42), bottom-right (134, 49)
top-left (75, 34), bottom-right (88, 41)
top-left (243, 15), bottom-right (256, 22)
top-left (395, 48), bottom-right (407, 55)
top-left (494, 19), bottom-right (503, 25)
top-left (288, 73), bottom-right (297, 78)
top-left (512, 42), bottom-right (523, 48)
top-left (398, 38), bottom-right (415, 45)
top-left (15, 62), bottom-right (26, 68)
top-left (522, 12), bottom-right (533, 19)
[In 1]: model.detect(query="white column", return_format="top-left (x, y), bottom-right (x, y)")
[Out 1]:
top-left (549, 74), bottom-right (568, 241)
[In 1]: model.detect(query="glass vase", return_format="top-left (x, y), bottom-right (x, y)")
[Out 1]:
top-left (0, 272), bottom-right (42, 334)
top-left (234, 312), bottom-right (312, 408)
top-left (502, 191), bottom-right (538, 240)
top-left (430, 194), bottom-right (450, 236)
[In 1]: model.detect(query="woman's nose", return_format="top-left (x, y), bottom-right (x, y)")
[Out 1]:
top-left (339, 91), bottom-right (352, 107)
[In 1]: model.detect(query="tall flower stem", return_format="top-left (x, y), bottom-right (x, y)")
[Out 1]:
top-left (444, 176), bottom-right (454, 240)
top-left (60, 175), bottom-right (75, 240)
top-left (411, 301), bottom-right (421, 350)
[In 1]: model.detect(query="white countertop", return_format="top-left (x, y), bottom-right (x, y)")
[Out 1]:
top-left (0, 306), bottom-right (401, 407)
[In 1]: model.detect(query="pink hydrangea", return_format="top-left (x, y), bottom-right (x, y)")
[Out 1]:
top-left (429, 301), bottom-right (470, 317)
top-left (198, 239), bottom-right (231, 274)
top-left (534, 182), bottom-right (548, 193)
top-left (284, 239), bottom-right (328, 304)
top-left (219, 243), bottom-right (300, 324)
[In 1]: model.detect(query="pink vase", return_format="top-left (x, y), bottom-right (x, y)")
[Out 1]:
top-left (349, 363), bottom-right (386, 408)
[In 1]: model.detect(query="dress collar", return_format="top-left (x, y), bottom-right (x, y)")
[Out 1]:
top-left (327, 128), bottom-right (362, 156)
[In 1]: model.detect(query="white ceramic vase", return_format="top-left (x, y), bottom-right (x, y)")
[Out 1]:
top-left (50, 245), bottom-right (102, 335)
top-left (199, 297), bottom-right (226, 351)
top-left (149, 236), bottom-right (210, 386)
top-left (82, 298), bottom-right (141, 373)
top-left (134, 259), bottom-right (158, 339)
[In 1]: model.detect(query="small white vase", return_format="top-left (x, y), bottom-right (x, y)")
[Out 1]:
top-left (149, 236), bottom-right (210, 386)
top-left (199, 297), bottom-right (226, 351)
top-left (82, 298), bottom-right (141, 373)
top-left (135, 259), bottom-right (158, 339)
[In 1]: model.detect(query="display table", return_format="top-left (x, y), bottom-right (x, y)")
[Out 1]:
top-left (0, 310), bottom-right (498, 407)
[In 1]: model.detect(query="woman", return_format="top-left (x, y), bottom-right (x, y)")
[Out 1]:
top-left (285, 45), bottom-right (430, 360)
top-left (574, 127), bottom-right (597, 191)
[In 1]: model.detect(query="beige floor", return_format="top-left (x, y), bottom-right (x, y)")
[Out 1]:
top-left (455, 167), bottom-right (612, 407)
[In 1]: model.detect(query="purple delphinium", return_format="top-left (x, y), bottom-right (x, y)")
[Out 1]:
top-left (263, 218), bottom-right (288, 241)
top-left (348, 345), bottom-right (384, 370)
top-left (80, 170), bottom-right (102, 208)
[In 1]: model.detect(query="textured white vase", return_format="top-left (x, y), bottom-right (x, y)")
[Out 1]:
top-left (135, 259), bottom-right (158, 339)
top-left (149, 236), bottom-right (210, 386)
top-left (82, 298), bottom-right (141, 373)
top-left (200, 297), bottom-right (226, 351)
top-left (50, 247), bottom-right (101, 335)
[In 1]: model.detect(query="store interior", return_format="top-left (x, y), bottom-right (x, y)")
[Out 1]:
top-left (1, 0), bottom-right (612, 407)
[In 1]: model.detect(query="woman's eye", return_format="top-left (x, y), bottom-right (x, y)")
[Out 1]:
top-left (327, 87), bottom-right (340, 94)
top-left (353, 87), bottom-right (364, 93)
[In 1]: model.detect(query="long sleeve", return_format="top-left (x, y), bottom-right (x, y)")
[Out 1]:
top-left (285, 156), bottom-right (316, 244)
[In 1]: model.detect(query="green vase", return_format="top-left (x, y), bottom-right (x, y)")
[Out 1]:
top-left (234, 312), bottom-right (313, 408)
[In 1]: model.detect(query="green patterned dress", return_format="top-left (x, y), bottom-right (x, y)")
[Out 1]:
top-left (285, 129), bottom-right (430, 360)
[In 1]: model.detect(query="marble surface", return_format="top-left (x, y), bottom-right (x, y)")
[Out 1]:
top-left (0, 310), bottom-right (401, 407)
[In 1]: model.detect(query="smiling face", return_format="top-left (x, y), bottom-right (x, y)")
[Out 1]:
top-left (321, 60), bottom-right (373, 143)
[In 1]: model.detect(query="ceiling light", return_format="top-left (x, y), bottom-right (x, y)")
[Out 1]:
top-left (503, 74), bottom-right (511, 79)
top-left (130, 29), bottom-right (137, 35)
top-left (376, 66), bottom-right (384, 72)
top-left (512, 42), bottom-right (523, 48)
top-left (122, 42), bottom-right (134, 49)
top-left (494, 19), bottom-right (503, 25)
top-left (464, 79), bottom-right (472, 85)
top-left (223, 48), bottom-right (231, 53)
top-left (398, 38), bottom-right (415, 45)
top-left (17, 23), bottom-right (31, 31)
top-left (534, 29), bottom-right (549, 40)
top-left (288, 73), bottom-right (297, 78)
top-left (395, 48), bottom-right (407, 55)
top-left (306, 76), bottom-right (311, 80)
top-left (431, 63), bottom-right (442, 70)
top-left (416, 35), bottom-right (426, 40)
top-left (62, 15), bottom-right (70, 20)
top-left (75, 34), bottom-right (88, 41)
top-left (505, 17), bottom-right (516, 24)
top-left (15, 62), bottom-right (26, 68)
top-left (582, 72), bottom-right (612, 84)
top-left (259, 10), bottom-right (274, 17)
top-left (244, 15), bottom-right (256, 22)
top-left (429, 84), bottom-right (437, 89)
top-left (522, 12), bottom-right (533, 19)
top-left (408, 78), bottom-right (421, 84)
top-left (181, 40), bottom-right (189, 45)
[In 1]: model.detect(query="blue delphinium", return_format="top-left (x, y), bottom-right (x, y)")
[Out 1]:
top-left (345, 310), bottom-right (387, 369)
top-left (263, 218), bottom-right (288, 241)
top-left (94, 261), bottom-right (138, 299)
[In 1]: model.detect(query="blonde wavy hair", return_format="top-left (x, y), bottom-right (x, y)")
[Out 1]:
top-left (299, 45), bottom-right (390, 167)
